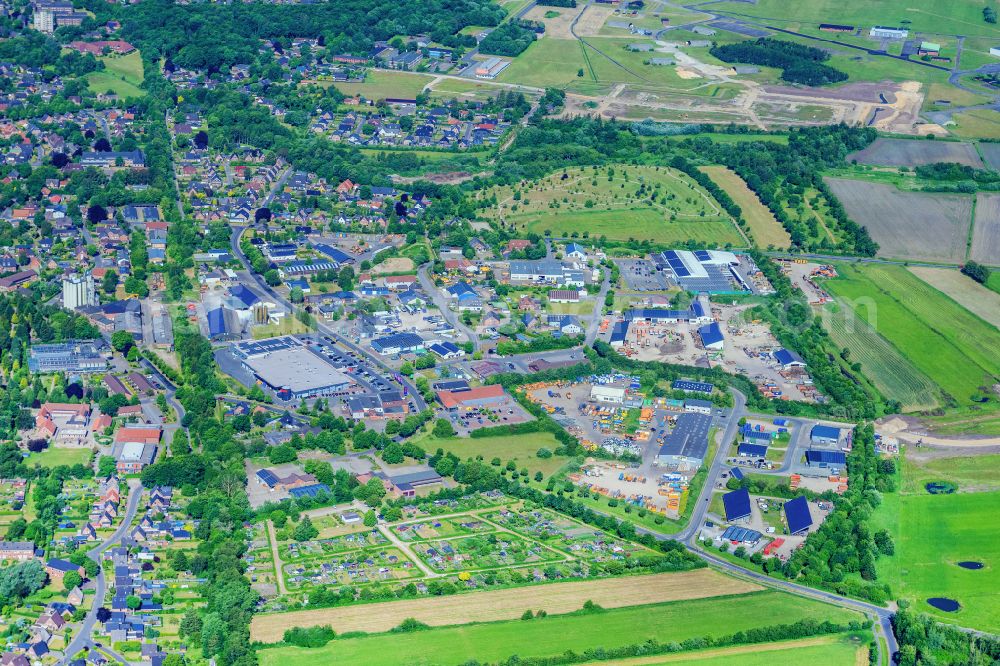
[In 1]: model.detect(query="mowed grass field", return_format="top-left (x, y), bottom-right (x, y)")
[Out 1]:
top-left (820, 301), bottom-right (940, 411)
top-left (822, 263), bottom-right (1000, 405)
top-left (27, 447), bottom-right (92, 468)
top-left (902, 452), bottom-right (1000, 494)
top-left (699, 166), bottom-right (791, 249)
top-left (421, 431), bottom-right (571, 477)
top-left (478, 165), bottom-right (745, 245)
top-left (87, 50), bottom-right (145, 97)
top-left (595, 634), bottom-right (868, 666)
top-left (257, 589), bottom-right (861, 665)
top-left (908, 267), bottom-right (1000, 328)
top-left (875, 487), bottom-right (1000, 632)
top-left (252, 569), bottom-right (762, 641)
top-left (331, 71), bottom-right (435, 100)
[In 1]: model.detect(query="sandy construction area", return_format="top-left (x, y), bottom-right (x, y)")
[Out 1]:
top-left (525, 4), bottom-right (585, 40)
top-left (250, 569), bottom-right (761, 641)
top-left (575, 4), bottom-right (616, 36)
top-left (369, 257), bottom-right (415, 274)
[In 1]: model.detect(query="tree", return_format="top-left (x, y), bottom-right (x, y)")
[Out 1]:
top-left (179, 607), bottom-right (203, 639)
top-left (337, 265), bottom-right (354, 291)
top-left (97, 455), bottom-right (117, 477)
top-left (193, 130), bottom-right (209, 149)
top-left (363, 509), bottom-right (377, 527)
top-left (126, 595), bottom-right (142, 610)
top-left (62, 570), bottom-right (82, 591)
top-left (87, 204), bottom-right (108, 223)
top-left (101, 269), bottom-right (119, 295)
top-left (293, 516), bottom-right (318, 541)
top-left (255, 207), bottom-right (272, 222)
top-left (432, 418), bottom-right (455, 438)
top-left (264, 269), bottom-right (281, 286)
top-left (381, 442), bottom-right (404, 464)
top-left (0, 560), bottom-right (46, 603)
top-left (111, 330), bottom-right (134, 353)
top-left (961, 260), bottom-right (990, 285)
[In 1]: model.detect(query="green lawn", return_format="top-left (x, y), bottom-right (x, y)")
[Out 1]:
top-left (629, 634), bottom-right (866, 665)
top-left (901, 453), bottom-right (1000, 494)
top-left (419, 431), bottom-right (571, 477)
top-left (258, 591), bottom-right (862, 666)
top-left (477, 164), bottom-right (745, 246)
top-left (102, 50), bottom-right (144, 83)
top-left (822, 263), bottom-right (1000, 407)
top-left (328, 71), bottom-right (436, 100)
top-left (87, 70), bottom-right (146, 98)
top-left (875, 488), bottom-right (1000, 632)
top-left (498, 38), bottom-right (588, 88)
top-left (987, 272), bottom-right (1000, 296)
top-left (27, 447), bottom-right (92, 469)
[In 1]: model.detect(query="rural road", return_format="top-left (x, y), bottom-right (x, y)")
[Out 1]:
top-left (267, 520), bottom-right (289, 595)
top-left (377, 524), bottom-right (441, 578)
top-left (59, 479), bottom-right (143, 666)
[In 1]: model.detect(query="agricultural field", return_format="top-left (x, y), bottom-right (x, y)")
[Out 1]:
top-left (846, 138), bottom-right (984, 168)
top-left (497, 38), bottom-right (588, 88)
top-left (907, 267), bottom-right (1000, 328)
top-left (874, 485), bottom-right (1000, 632)
top-left (599, 634), bottom-right (868, 666)
top-left (699, 166), bottom-right (792, 249)
top-left (821, 300), bottom-right (941, 411)
top-left (824, 178), bottom-right (972, 263)
top-left (257, 590), bottom-right (861, 665)
top-left (971, 193), bottom-right (1000, 266)
top-left (822, 263), bottom-right (1000, 407)
top-left (950, 110), bottom-right (1000, 140)
top-left (980, 143), bottom-right (1000, 171)
top-left (252, 568), bottom-right (761, 641)
top-left (331, 71), bottom-right (435, 100)
top-left (477, 165), bottom-right (745, 245)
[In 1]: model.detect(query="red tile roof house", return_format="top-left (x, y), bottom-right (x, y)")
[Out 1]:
top-left (111, 428), bottom-right (161, 473)
top-left (436, 384), bottom-right (507, 410)
top-left (45, 558), bottom-right (84, 584)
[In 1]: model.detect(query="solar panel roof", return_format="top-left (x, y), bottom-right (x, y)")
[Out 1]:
top-left (289, 483), bottom-right (331, 498)
top-left (784, 496), bottom-right (813, 535)
top-left (722, 487), bottom-right (752, 521)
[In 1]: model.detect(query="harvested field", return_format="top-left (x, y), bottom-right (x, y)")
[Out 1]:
top-left (250, 569), bottom-right (760, 641)
top-left (369, 257), bottom-right (415, 275)
top-left (971, 193), bottom-right (1000, 266)
top-left (908, 267), bottom-right (1000, 329)
top-left (699, 166), bottom-right (791, 249)
top-left (576, 634), bottom-right (864, 665)
top-left (523, 4), bottom-right (584, 40)
top-left (824, 178), bottom-right (972, 263)
top-left (847, 138), bottom-right (984, 168)
top-left (981, 143), bottom-right (1000, 171)
top-left (574, 4), bottom-right (616, 37)
top-left (822, 302), bottom-right (941, 411)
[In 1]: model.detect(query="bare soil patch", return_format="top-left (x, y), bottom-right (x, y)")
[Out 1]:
top-left (525, 4), bottom-right (585, 40)
top-left (824, 178), bottom-right (972, 263)
top-left (575, 4), bottom-right (616, 37)
top-left (369, 257), bottom-right (415, 274)
top-left (971, 193), bottom-right (1000, 266)
top-left (847, 138), bottom-right (984, 168)
top-left (249, 569), bottom-right (761, 642)
top-left (908, 266), bottom-right (1000, 328)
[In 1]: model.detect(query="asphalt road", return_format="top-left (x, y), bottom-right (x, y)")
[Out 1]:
top-left (417, 262), bottom-right (480, 352)
top-left (228, 228), bottom-right (427, 411)
top-left (59, 479), bottom-right (143, 666)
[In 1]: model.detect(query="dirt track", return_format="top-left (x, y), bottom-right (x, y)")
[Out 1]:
top-left (250, 569), bottom-right (762, 641)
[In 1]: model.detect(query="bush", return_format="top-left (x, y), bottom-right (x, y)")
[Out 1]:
top-left (283, 625), bottom-right (336, 648)
top-left (391, 618), bottom-right (430, 633)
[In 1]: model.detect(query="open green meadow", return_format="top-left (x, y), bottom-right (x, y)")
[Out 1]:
top-left (416, 431), bottom-right (571, 477)
top-left (87, 49), bottom-right (145, 97)
top-left (902, 453), bottom-right (1000, 494)
top-left (103, 50), bottom-right (144, 82)
top-left (822, 263), bottom-right (1000, 407)
top-left (26, 447), bottom-right (92, 469)
top-left (477, 165), bottom-right (745, 245)
top-left (874, 482), bottom-right (1000, 632)
top-left (332, 71), bottom-right (435, 100)
top-left (258, 590), bottom-right (862, 666)
top-left (498, 38), bottom-right (588, 88)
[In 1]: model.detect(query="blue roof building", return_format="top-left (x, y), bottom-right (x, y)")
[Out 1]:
top-left (805, 449), bottom-right (846, 466)
top-left (229, 285), bottom-right (260, 309)
top-left (810, 424), bottom-right (841, 444)
top-left (774, 348), bottom-right (805, 367)
top-left (737, 443), bottom-right (768, 458)
top-left (289, 483), bottom-right (331, 498)
top-left (698, 322), bottom-right (724, 350)
top-left (784, 495), bottom-right (813, 535)
top-left (722, 487), bottom-right (751, 522)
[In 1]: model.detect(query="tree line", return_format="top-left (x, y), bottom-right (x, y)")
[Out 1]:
top-left (710, 39), bottom-right (848, 86)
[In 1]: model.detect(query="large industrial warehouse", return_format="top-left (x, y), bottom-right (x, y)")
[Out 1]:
top-left (231, 336), bottom-right (352, 401)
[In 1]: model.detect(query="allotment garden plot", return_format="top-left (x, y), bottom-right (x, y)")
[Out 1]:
top-left (477, 165), bottom-right (745, 245)
top-left (824, 178), bottom-right (972, 263)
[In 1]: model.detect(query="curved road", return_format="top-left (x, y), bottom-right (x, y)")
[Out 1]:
top-left (59, 479), bottom-right (144, 665)
top-left (228, 228), bottom-right (427, 412)
top-left (416, 262), bottom-right (480, 352)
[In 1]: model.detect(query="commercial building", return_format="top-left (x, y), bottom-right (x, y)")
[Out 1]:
top-left (653, 249), bottom-right (749, 293)
top-left (428, 341), bottom-right (465, 359)
top-left (810, 424), bottom-right (841, 445)
top-left (672, 380), bottom-right (713, 394)
top-left (232, 336), bottom-right (352, 401)
top-left (509, 260), bottom-right (585, 287)
top-left (784, 495), bottom-right (813, 535)
top-left (805, 449), bottom-right (846, 467)
top-left (722, 487), bottom-right (751, 522)
top-left (62, 273), bottom-right (97, 310)
top-left (111, 441), bottom-right (158, 473)
top-left (28, 340), bottom-right (108, 374)
top-left (475, 57), bottom-right (510, 79)
top-left (590, 385), bottom-right (626, 404)
top-left (698, 322), bottom-right (724, 350)
top-left (656, 412), bottom-right (712, 467)
top-left (773, 348), bottom-right (805, 368)
top-left (870, 26), bottom-right (908, 39)
top-left (684, 398), bottom-right (713, 415)
top-left (609, 320), bottom-right (629, 347)
top-left (436, 384), bottom-right (506, 410)
top-left (737, 443), bottom-right (768, 458)
top-left (370, 332), bottom-right (425, 355)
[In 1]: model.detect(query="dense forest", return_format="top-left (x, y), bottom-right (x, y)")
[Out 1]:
top-left (710, 39), bottom-right (848, 86)
top-left (478, 21), bottom-right (538, 56)
top-left (90, 0), bottom-right (505, 73)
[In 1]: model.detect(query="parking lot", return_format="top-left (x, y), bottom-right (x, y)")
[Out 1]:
top-left (446, 397), bottom-right (535, 435)
top-left (615, 258), bottom-right (672, 291)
